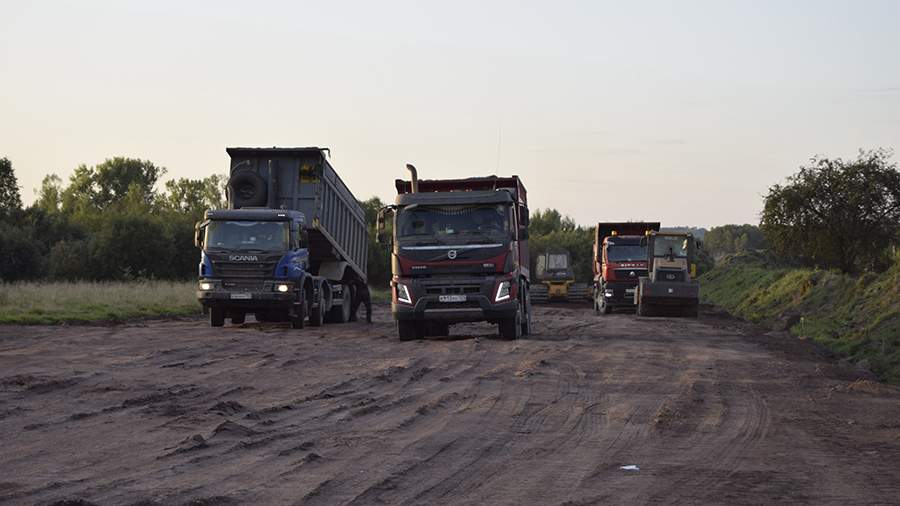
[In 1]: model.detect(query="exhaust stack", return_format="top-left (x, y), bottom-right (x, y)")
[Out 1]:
top-left (406, 164), bottom-right (419, 193)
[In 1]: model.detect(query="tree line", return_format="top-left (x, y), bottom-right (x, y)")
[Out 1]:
top-left (0, 157), bottom-right (225, 282)
top-left (2, 148), bottom-right (898, 284)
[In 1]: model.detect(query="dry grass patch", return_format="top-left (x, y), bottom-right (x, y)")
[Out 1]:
top-left (0, 281), bottom-right (199, 324)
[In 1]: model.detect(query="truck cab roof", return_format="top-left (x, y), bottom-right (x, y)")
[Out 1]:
top-left (205, 208), bottom-right (305, 223)
top-left (395, 189), bottom-right (514, 207)
top-left (604, 235), bottom-right (644, 246)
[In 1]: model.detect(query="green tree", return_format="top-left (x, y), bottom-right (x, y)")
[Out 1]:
top-left (163, 174), bottom-right (227, 216)
top-left (0, 157), bottom-right (23, 217)
top-left (761, 149), bottom-right (900, 273)
top-left (704, 224), bottom-right (767, 260)
top-left (62, 157), bottom-right (166, 213)
top-left (35, 174), bottom-right (64, 213)
top-left (48, 240), bottom-right (93, 280)
top-left (88, 212), bottom-right (175, 280)
top-left (527, 209), bottom-right (593, 281)
top-left (360, 196), bottom-right (392, 286)
top-left (0, 222), bottom-right (43, 281)
top-left (529, 208), bottom-right (577, 236)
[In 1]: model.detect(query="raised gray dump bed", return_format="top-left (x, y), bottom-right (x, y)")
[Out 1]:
top-left (225, 147), bottom-right (367, 282)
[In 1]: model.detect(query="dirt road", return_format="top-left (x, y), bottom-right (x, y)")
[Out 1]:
top-left (1, 304), bottom-right (899, 505)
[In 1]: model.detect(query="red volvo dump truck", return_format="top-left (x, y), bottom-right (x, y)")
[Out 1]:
top-left (377, 166), bottom-right (532, 340)
top-left (592, 221), bottom-right (661, 314)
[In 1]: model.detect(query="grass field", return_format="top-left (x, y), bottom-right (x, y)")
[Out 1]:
top-left (700, 252), bottom-right (900, 383)
top-left (0, 281), bottom-right (200, 324)
top-left (0, 282), bottom-right (393, 325)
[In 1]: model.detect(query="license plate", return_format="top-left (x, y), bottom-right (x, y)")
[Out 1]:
top-left (230, 292), bottom-right (252, 300)
top-left (625, 288), bottom-right (635, 294)
top-left (439, 295), bottom-right (467, 303)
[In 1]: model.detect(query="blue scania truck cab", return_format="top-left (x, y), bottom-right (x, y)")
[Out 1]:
top-left (195, 147), bottom-right (369, 328)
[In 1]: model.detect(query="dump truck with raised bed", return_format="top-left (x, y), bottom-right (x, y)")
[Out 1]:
top-left (634, 231), bottom-right (701, 317)
top-left (593, 221), bottom-right (661, 314)
top-left (195, 147), bottom-right (368, 328)
top-left (377, 166), bottom-right (531, 340)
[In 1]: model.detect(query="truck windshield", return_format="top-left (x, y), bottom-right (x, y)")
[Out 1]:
top-left (653, 236), bottom-right (689, 258)
top-left (396, 204), bottom-right (511, 243)
top-left (606, 244), bottom-right (647, 262)
top-left (205, 221), bottom-right (289, 251)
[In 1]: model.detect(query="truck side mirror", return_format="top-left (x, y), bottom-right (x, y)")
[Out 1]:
top-left (194, 221), bottom-right (204, 249)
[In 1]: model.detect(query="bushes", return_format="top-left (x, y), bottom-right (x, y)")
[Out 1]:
top-left (704, 224), bottom-right (767, 260)
top-left (48, 240), bottom-right (93, 280)
top-left (0, 222), bottom-right (43, 281)
top-left (89, 213), bottom-right (177, 279)
top-left (0, 157), bottom-right (222, 282)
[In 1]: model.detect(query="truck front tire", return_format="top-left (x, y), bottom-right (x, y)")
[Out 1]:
top-left (499, 303), bottom-right (522, 340)
top-left (231, 312), bottom-right (245, 325)
top-left (210, 307), bottom-right (224, 327)
top-left (398, 320), bottom-right (422, 341)
top-left (291, 293), bottom-right (307, 329)
top-left (520, 288), bottom-right (532, 336)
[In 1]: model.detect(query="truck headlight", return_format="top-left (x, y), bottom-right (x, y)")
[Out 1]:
top-left (276, 284), bottom-right (290, 293)
top-left (396, 283), bottom-right (412, 304)
top-left (200, 282), bottom-right (212, 290)
top-left (604, 290), bottom-right (613, 298)
top-left (495, 281), bottom-right (511, 302)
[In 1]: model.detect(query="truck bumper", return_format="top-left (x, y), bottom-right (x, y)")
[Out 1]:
top-left (393, 296), bottom-right (518, 323)
top-left (197, 279), bottom-right (295, 311)
top-left (599, 281), bottom-right (639, 307)
top-left (638, 280), bottom-right (700, 306)
top-left (391, 277), bottom-right (519, 323)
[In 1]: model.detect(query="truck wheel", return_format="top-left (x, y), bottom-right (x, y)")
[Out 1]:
top-left (228, 170), bottom-right (267, 208)
top-left (637, 300), bottom-right (655, 317)
top-left (599, 296), bottom-right (612, 315)
top-left (291, 294), bottom-right (307, 329)
top-left (520, 289), bottom-right (532, 336)
top-left (327, 294), bottom-right (353, 324)
top-left (309, 289), bottom-right (325, 327)
top-left (398, 320), bottom-right (421, 341)
top-left (425, 321), bottom-right (449, 337)
top-left (231, 313), bottom-right (246, 325)
top-left (499, 303), bottom-right (522, 340)
top-left (348, 285), bottom-right (359, 322)
top-left (210, 307), bottom-right (224, 327)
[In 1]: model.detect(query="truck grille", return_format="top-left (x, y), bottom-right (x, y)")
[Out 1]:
top-left (213, 260), bottom-right (278, 279)
top-left (425, 285), bottom-right (482, 295)
top-left (614, 269), bottom-right (647, 280)
top-left (657, 269), bottom-right (686, 282)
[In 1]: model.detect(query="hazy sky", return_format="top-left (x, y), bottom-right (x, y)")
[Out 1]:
top-left (2, 1), bottom-right (898, 227)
